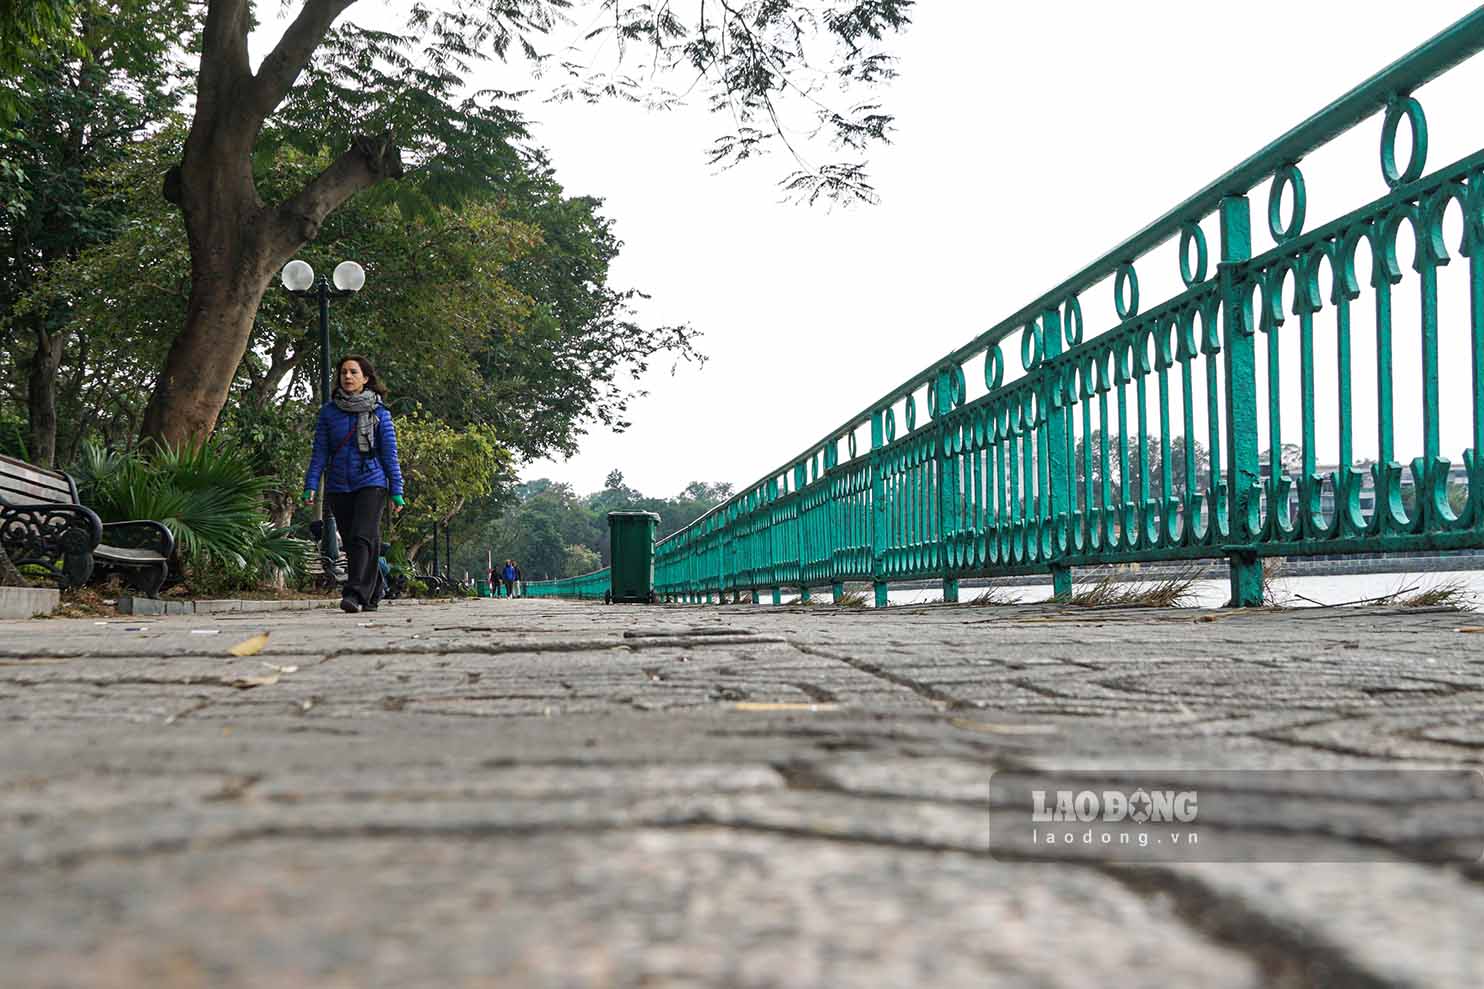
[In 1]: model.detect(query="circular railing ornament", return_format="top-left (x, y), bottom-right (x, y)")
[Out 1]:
top-left (1178, 222), bottom-right (1208, 287)
top-left (1062, 295), bottom-right (1083, 346)
top-left (1268, 163), bottom-right (1307, 244)
top-left (984, 345), bottom-right (1005, 391)
top-left (1020, 322), bottom-right (1043, 371)
top-left (1114, 262), bottom-right (1139, 320)
top-left (1381, 95), bottom-right (1428, 190)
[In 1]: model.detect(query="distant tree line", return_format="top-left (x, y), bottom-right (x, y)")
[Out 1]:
top-left (442, 473), bottom-right (734, 582)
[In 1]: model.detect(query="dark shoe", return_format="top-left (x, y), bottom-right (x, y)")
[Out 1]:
top-left (340, 597), bottom-right (360, 614)
top-left (362, 602), bottom-right (378, 611)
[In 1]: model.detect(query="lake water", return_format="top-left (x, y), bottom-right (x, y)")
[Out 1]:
top-left (770, 570), bottom-right (1484, 609)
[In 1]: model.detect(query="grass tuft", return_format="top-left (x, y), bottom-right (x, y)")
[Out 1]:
top-left (1067, 565), bottom-right (1205, 608)
top-left (1259, 557), bottom-right (1292, 606)
top-left (1392, 577), bottom-right (1474, 610)
top-left (968, 585), bottom-right (1014, 606)
top-left (833, 589), bottom-right (867, 608)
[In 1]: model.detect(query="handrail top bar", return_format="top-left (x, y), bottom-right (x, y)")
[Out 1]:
top-left (664, 7), bottom-right (1484, 546)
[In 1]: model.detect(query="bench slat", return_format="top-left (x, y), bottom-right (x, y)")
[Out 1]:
top-left (0, 455), bottom-right (71, 487)
top-left (0, 477), bottom-right (75, 504)
top-left (96, 544), bottom-right (167, 564)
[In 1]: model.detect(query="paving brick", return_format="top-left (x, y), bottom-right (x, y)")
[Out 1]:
top-left (0, 598), bottom-right (1479, 987)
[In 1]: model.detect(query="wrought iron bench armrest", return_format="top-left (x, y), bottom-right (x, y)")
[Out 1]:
top-left (99, 519), bottom-right (175, 558)
top-left (0, 500), bottom-right (104, 587)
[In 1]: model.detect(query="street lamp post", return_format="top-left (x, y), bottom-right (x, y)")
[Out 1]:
top-left (280, 259), bottom-right (366, 576)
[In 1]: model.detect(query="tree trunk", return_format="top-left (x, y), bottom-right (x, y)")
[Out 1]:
top-left (0, 544), bottom-right (30, 588)
top-left (138, 266), bottom-right (274, 446)
top-left (26, 324), bottom-right (69, 467)
top-left (266, 490), bottom-right (296, 528)
top-left (138, 134), bottom-right (402, 447)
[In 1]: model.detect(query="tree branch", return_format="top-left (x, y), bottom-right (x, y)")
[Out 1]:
top-left (197, 0), bottom-right (254, 123)
top-left (248, 0), bottom-right (360, 125)
top-left (248, 337), bottom-right (302, 407)
top-left (271, 132), bottom-right (403, 251)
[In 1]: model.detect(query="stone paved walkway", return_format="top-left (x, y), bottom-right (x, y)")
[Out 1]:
top-left (1, 598), bottom-right (1480, 988)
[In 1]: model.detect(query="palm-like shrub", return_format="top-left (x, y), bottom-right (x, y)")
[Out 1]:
top-left (74, 440), bottom-right (308, 586)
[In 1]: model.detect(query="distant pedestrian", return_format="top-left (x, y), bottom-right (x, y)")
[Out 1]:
top-left (512, 561), bottom-right (524, 598)
top-left (501, 558), bottom-right (516, 598)
top-left (303, 355), bottom-right (405, 614)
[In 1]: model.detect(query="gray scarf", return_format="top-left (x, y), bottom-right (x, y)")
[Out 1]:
top-left (332, 388), bottom-right (380, 454)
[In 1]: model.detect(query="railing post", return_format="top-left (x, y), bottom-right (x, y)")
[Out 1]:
top-left (1040, 306), bottom-right (1074, 599)
top-left (794, 462), bottom-right (808, 605)
top-left (1220, 195), bottom-right (1263, 606)
top-left (831, 580), bottom-right (844, 603)
top-left (933, 368), bottom-right (960, 603)
top-left (870, 410), bottom-right (889, 608)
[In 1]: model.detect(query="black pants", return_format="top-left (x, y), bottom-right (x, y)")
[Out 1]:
top-left (327, 486), bottom-right (387, 607)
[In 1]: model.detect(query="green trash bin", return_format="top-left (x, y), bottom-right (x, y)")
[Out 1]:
top-left (606, 511), bottom-right (660, 604)
top-left (476, 579), bottom-right (491, 598)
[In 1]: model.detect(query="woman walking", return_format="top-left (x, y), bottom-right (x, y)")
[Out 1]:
top-left (303, 355), bottom-right (405, 613)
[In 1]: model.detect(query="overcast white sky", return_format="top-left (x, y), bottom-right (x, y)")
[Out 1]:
top-left (258, 1), bottom-right (1484, 498)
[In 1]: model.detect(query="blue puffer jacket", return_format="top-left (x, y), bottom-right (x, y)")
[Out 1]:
top-left (303, 401), bottom-right (404, 496)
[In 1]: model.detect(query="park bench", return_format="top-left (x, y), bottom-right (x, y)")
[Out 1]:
top-left (0, 454), bottom-right (174, 596)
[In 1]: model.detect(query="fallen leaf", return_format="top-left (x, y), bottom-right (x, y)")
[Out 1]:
top-left (1456, 626), bottom-right (1484, 633)
top-left (227, 633), bottom-right (270, 656)
top-left (733, 701), bottom-right (840, 712)
top-left (949, 718), bottom-right (1057, 735)
top-left (224, 674), bottom-right (279, 689)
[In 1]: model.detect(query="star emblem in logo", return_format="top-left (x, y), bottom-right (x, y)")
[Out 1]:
top-left (1128, 789), bottom-right (1154, 824)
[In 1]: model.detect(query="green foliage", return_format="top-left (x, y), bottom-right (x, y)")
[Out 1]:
top-left (539, 0), bottom-right (914, 203)
top-left (460, 475), bottom-right (731, 581)
top-left (247, 1), bottom-right (910, 206)
top-left (0, 0), bottom-right (187, 460)
top-left (72, 439), bottom-right (307, 587)
top-left (11, 122), bottom-right (697, 468)
top-left (1449, 481), bottom-right (1469, 517)
top-left (391, 412), bottom-right (511, 548)
top-left (214, 393), bottom-right (317, 512)
top-left (0, 404), bottom-right (27, 459)
top-left (0, 0), bottom-right (78, 117)
top-left (562, 542), bottom-right (600, 576)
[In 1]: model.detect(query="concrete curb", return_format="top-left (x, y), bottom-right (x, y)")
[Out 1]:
top-left (0, 586), bottom-right (61, 619)
top-left (116, 595), bottom-right (453, 616)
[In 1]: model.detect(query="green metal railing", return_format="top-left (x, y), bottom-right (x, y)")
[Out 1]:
top-left (524, 568), bottom-right (610, 600)
top-left (531, 11), bottom-right (1484, 608)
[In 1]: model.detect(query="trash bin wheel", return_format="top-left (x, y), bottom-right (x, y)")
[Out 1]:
top-left (603, 590), bottom-right (612, 605)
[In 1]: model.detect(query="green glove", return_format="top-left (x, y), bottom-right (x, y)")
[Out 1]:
top-left (302, 489), bottom-right (315, 503)
top-left (392, 494), bottom-right (405, 507)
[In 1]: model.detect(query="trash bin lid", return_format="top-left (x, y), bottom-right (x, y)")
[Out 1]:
top-left (606, 511), bottom-right (660, 522)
